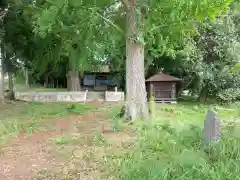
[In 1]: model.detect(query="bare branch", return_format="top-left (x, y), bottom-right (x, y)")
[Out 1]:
top-left (96, 12), bottom-right (124, 33)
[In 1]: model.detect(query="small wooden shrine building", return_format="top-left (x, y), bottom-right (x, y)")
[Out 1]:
top-left (146, 73), bottom-right (181, 103)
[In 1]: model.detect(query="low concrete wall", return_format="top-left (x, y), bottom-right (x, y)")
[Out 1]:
top-left (105, 91), bottom-right (125, 102)
top-left (15, 91), bottom-right (125, 102)
top-left (15, 91), bottom-right (87, 102)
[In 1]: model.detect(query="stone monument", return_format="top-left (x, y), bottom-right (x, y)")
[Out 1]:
top-left (203, 108), bottom-right (221, 145)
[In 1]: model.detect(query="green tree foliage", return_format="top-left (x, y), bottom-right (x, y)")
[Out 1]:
top-left (33, 0), bottom-right (123, 90)
top-left (34, 0), bottom-right (115, 70)
top-left (145, 1), bottom-right (240, 103)
top-left (2, 0), bottom-right (68, 87)
top-left (1, 0), bottom-right (41, 89)
top-left (158, 13), bottom-right (240, 103)
top-left (191, 10), bottom-right (239, 102)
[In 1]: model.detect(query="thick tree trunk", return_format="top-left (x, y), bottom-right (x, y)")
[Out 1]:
top-left (199, 87), bottom-right (208, 103)
top-left (0, 43), bottom-right (4, 103)
top-left (67, 71), bottom-right (81, 91)
top-left (125, 0), bottom-right (149, 120)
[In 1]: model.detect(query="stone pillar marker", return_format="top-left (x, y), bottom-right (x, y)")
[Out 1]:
top-left (203, 108), bottom-right (221, 145)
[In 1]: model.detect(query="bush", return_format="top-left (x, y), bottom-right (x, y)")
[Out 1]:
top-left (116, 120), bottom-right (240, 180)
top-left (217, 88), bottom-right (240, 103)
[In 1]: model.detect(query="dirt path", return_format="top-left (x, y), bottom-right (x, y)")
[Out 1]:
top-left (0, 106), bottom-right (110, 180)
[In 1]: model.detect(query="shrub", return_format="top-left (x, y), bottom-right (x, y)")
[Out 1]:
top-left (217, 88), bottom-right (240, 103)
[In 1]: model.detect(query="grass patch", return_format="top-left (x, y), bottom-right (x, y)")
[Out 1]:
top-left (114, 119), bottom-right (240, 180)
top-left (107, 104), bottom-right (125, 118)
top-left (0, 115), bottom-right (50, 143)
top-left (67, 103), bottom-right (98, 114)
top-left (156, 102), bottom-right (239, 122)
top-left (55, 135), bottom-right (71, 146)
top-left (54, 133), bottom-right (83, 146)
top-left (0, 102), bottom-right (98, 143)
top-left (25, 102), bottom-right (69, 118)
top-left (106, 104), bottom-right (129, 132)
top-left (32, 168), bottom-right (82, 180)
top-left (106, 101), bottom-right (240, 180)
top-left (92, 131), bottom-right (106, 146)
top-left (31, 169), bottom-right (58, 180)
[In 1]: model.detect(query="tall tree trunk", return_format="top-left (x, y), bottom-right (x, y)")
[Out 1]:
top-left (199, 87), bottom-right (208, 103)
top-left (125, 0), bottom-right (149, 120)
top-left (67, 71), bottom-right (81, 91)
top-left (0, 43), bottom-right (4, 103)
top-left (8, 72), bottom-right (13, 91)
top-left (24, 67), bottom-right (29, 88)
top-left (7, 71), bottom-right (14, 100)
top-left (44, 73), bottom-right (49, 88)
top-left (5, 52), bottom-right (15, 100)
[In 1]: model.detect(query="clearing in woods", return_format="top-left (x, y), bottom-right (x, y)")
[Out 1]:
top-left (0, 101), bottom-right (239, 180)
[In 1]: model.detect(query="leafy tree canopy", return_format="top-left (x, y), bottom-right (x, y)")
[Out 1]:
top-left (34, 0), bottom-right (233, 66)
